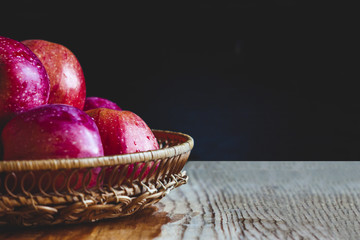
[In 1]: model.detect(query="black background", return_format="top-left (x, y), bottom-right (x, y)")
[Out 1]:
top-left (1, 2), bottom-right (358, 160)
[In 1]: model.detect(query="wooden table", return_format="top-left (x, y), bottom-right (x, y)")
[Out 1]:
top-left (1, 161), bottom-right (360, 239)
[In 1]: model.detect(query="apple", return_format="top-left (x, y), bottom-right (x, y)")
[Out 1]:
top-left (0, 36), bottom-right (50, 129)
top-left (83, 97), bottom-right (122, 111)
top-left (1, 104), bottom-right (104, 191)
top-left (22, 39), bottom-right (86, 110)
top-left (85, 108), bottom-right (159, 182)
top-left (85, 108), bottom-right (158, 155)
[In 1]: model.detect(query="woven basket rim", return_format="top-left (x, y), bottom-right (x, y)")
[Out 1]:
top-left (0, 129), bottom-right (194, 172)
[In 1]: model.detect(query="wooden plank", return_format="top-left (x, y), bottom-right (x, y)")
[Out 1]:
top-left (158, 161), bottom-right (360, 240)
top-left (1, 161), bottom-right (360, 239)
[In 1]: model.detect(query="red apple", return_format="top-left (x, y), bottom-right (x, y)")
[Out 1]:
top-left (1, 104), bottom-right (104, 191)
top-left (0, 36), bottom-right (50, 128)
top-left (84, 97), bottom-right (122, 111)
top-left (86, 108), bottom-right (159, 182)
top-left (22, 39), bottom-right (86, 110)
top-left (86, 109), bottom-right (158, 155)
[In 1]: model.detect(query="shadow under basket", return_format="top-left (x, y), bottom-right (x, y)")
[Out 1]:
top-left (0, 130), bottom-right (194, 226)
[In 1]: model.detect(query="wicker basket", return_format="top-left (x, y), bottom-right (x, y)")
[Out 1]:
top-left (0, 130), bottom-right (194, 226)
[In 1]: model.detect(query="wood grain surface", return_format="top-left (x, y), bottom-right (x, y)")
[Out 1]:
top-left (1, 161), bottom-right (360, 240)
top-left (159, 161), bottom-right (360, 240)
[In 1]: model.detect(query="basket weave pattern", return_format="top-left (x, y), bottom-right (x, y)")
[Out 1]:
top-left (0, 130), bottom-right (193, 226)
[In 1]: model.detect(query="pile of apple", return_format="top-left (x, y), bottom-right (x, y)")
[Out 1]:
top-left (0, 36), bottom-right (159, 190)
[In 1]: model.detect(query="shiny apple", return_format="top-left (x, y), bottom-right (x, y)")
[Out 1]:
top-left (83, 97), bottom-right (121, 111)
top-left (86, 108), bottom-right (159, 181)
top-left (0, 36), bottom-right (50, 128)
top-left (85, 108), bottom-right (158, 155)
top-left (22, 39), bottom-right (86, 110)
top-left (1, 104), bottom-right (104, 190)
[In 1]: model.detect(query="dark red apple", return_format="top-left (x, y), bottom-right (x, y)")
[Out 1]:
top-left (0, 36), bottom-right (50, 128)
top-left (85, 109), bottom-right (158, 155)
top-left (1, 104), bottom-right (104, 190)
top-left (84, 97), bottom-right (121, 111)
top-left (22, 39), bottom-right (86, 110)
top-left (86, 108), bottom-right (159, 181)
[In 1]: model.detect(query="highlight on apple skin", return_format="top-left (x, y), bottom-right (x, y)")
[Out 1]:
top-left (83, 97), bottom-right (122, 111)
top-left (0, 36), bottom-right (50, 128)
top-left (22, 39), bottom-right (86, 110)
